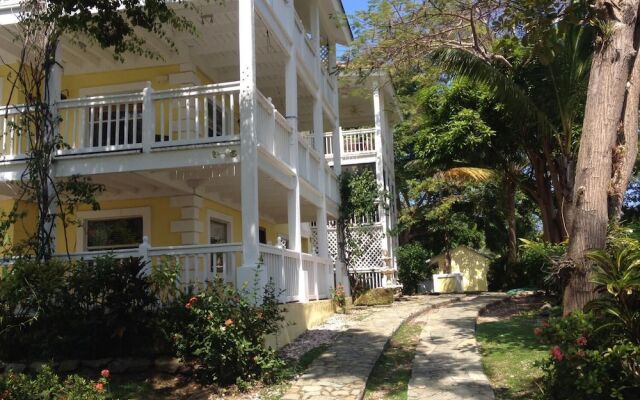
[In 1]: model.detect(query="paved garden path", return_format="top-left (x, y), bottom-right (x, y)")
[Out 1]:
top-left (408, 294), bottom-right (507, 400)
top-left (281, 295), bottom-right (461, 400)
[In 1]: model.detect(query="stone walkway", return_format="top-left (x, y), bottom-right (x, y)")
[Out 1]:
top-left (281, 295), bottom-right (461, 400)
top-left (408, 294), bottom-right (506, 400)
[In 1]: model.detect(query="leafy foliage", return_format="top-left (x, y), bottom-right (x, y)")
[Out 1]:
top-left (396, 243), bottom-right (431, 294)
top-left (173, 277), bottom-right (286, 385)
top-left (0, 365), bottom-right (109, 400)
top-left (0, 256), bottom-right (171, 360)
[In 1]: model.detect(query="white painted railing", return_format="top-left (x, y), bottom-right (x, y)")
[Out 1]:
top-left (326, 168), bottom-right (339, 203)
top-left (55, 240), bottom-right (334, 303)
top-left (324, 128), bottom-right (377, 157)
top-left (0, 106), bottom-right (28, 159)
top-left (301, 253), bottom-right (332, 300)
top-left (256, 89), bottom-right (292, 166)
top-left (308, 150), bottom-right (321, 188)
top-left (59, 240), bottom-right (243, 293)
top-left (152, 82), bottom-right (240, 148)
top-left (260, 244), bottom-right (301, 302)
top-left (58, 92), bottom-right (145, 154)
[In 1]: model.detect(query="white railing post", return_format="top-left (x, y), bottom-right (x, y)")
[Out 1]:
top-left (269, 98), bottom-right (276, 154)
top-left (142, 83), bottom-right (155, 153)
top-left (138, 236), bottom-right (152, 275)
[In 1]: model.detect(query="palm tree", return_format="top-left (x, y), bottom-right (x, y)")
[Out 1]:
top-left (429, 23), bottom-right (594, 244)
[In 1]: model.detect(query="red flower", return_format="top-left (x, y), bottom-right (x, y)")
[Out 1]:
top-left (576, 336), bottom-right (587, 347)
top-left (100, 369), bottom-right (110, 379)
top-left (224, 319), bottom-right (234, 327)
top-left (533, 327), bottom-right (543, 336)
top-left (185, 296), bottom-right (198, 309)
top-left (551, 345), bottom-right (564, 362)
top-left (95, 382), bottom-right (104, 392)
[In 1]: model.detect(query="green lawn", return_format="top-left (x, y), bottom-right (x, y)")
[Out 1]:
top-left (477, 314), bottom-right (548, 400)
top-left (364, 320), bottom-right (422, 400)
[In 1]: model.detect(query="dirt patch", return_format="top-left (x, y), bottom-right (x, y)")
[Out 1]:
top-left (478, 292), bottom-right (551, 323)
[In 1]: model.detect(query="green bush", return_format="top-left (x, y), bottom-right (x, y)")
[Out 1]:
top-left (0, 365), bottom-right (109, 400)
top-left (488, 240), bottom-right (565, 293)
top-left (173, 277), bottom-right (286, 385)
top-left (0, 256), bottom-right (171, 360)
top-left (535, 228), bottom-right (640, 399)
top-left (536, 312), bottom-right (640, 399)
top-left (397, 243), bottom-right (431, 294)
top-left (354, 288), bottom-right (394, 306)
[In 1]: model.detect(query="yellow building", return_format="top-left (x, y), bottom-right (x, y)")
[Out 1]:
top-left (0, 0), bottom-right (364, 347)
top-left (430, 246), bottom-right (490, 293)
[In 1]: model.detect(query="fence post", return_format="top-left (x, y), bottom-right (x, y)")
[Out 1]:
top-left (138, 236), bottom-right (152, 275)
top-left (142, 83), bottom-right (155, 153)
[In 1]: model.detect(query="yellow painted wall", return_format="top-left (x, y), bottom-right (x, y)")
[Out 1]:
top-left (265, 299), bottom-right (336, 349)
top-left (432, 246), bottom-right (489, 292)
top-left (0, 199), bottom-right (37, 250)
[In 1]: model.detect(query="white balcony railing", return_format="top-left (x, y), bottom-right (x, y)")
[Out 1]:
top-left (324, 128), bottom-right (377, 158)
top-left (256, 90), bottom-right (292, 166)
top-left (1, 82), bottom-right (336, 200)
top-left (56, 240), bottom-right (333, 303)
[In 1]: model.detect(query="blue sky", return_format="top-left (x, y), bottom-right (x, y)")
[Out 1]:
top-left (343, 0), bottom-right (369, 17)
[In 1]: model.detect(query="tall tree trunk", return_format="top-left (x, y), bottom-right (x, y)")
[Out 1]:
top-left (504, 175), bottom-right (518, 264)
top-left (565, 0), bottom-right (640, 315)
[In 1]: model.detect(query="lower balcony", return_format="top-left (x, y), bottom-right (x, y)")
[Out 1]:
top-left (56, 240), bottom-right (333, 304)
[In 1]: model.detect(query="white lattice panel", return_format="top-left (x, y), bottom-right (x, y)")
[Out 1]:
top-left (316, 225), bottom-right (384, 271)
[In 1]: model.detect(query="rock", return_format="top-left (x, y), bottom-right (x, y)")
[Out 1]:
top-left (81, 358), bottom-right (112, 370)
top-left (58, 360), bottom-right (80, 373)
top-left (154, 357), bottom-right (182, 374)
top-left (4, 363), bottom-right (26, 373)
top-left (108, 358), bottom-right (151, 374)
top-left (539, 302), bottom-right (553, 317)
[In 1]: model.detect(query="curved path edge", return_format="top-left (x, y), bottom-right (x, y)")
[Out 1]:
top-left (281, 295), bottom-right (463, 400)
top-left (408, 293), bottom-right (508, 400)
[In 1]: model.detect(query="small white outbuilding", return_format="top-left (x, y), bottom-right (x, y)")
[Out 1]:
top-left (429, 245), bottom-right (490, 292)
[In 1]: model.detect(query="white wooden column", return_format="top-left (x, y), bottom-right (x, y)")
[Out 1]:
top-left (45, 45), bottom-right (62, 255)
top-left (285, 1), bottom-right (307, 302)
top-left (286, 49), bottom-right (301, 253)
top-left (373, 84), bottom-right (389, 257)
top-left (238, 0), bottom-right (261, 285)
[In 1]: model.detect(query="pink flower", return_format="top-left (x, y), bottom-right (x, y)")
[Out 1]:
top-left (551, 345), bottom-right (564, 362)
top-left (100, 369), bottom-right (110, 379)
top-left (95, 382), bottom-right (104, 392)
top-left (576, 336), bottom-right (587, 347)
top-left (576, 350), bottom-right (586, 358)
top-left (534, 327), bottom-right (543, 336)
top-left (542, 321), bottom-right (550, 328)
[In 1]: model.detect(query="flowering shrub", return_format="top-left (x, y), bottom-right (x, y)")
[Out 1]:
top-left (331, 283), bottom-right (347, 312)
top-left (173, 278), bottom-right (286, 385)
top-left (0, 365), bottom-right (109, 400)
top-left (535, 310), bottom-right (640, 398)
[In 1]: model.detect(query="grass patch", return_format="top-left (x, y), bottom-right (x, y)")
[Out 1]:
top-left (477, 314), bottom-right (548, 400)
top-left (364, 320), bottom-right (421, 400)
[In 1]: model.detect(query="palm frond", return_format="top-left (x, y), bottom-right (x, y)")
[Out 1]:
top-left (429, 48), bottom-right (557, 137)
top-left (435, 167), bottom-right (496, 184)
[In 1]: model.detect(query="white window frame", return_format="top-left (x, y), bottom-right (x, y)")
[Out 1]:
top-left (77, 207), bottom-right (151, 251)
top-left (207, 210), bottom-right (234, 244)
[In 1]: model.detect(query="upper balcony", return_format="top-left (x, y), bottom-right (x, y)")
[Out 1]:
top-left (0, 80), bottom-right (340, 208)
top-left (323, 127), bottom-right (377, 165)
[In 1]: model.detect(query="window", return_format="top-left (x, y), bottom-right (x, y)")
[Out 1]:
top-left (259, 227), bottom-right (267, 244)
top-left (86, 216), bottom-right (143, 251)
